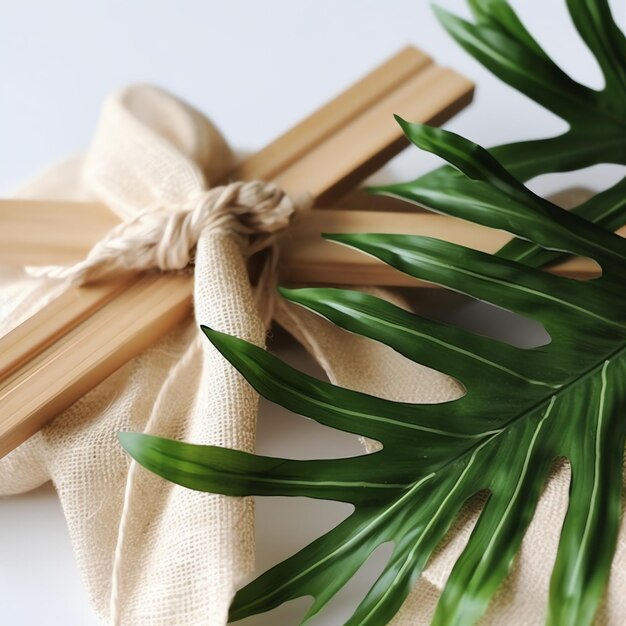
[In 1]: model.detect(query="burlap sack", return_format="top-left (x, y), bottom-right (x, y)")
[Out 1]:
top-left (2, 85), bottom-right (624, 625)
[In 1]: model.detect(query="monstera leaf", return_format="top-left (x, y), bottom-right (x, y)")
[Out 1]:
top-left (120, 1), bottom-right (626, 624)
top-left (433, 0), bottom-right (626, 180)
top-left (410, 0), bottom-right (626, 262)
top-left (121, 125), bottom-right (626, 624)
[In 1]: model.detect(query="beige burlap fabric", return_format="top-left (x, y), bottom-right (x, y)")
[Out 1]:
top-left (2, 86), bottom-right (268, 626)
top-left (2, 85), bottom-right (624, 625)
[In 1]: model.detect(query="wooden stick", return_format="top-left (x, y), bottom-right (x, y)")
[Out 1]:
top-left (280, 209), bottom-right (614, 284)
top-left (1, 200), bottom-right (613, 283)
top-left (0, 47), bottom-right (473, 457)
top-left (234, 46), bottom-right (433, 184)
top-left (0, 277), bottom-right (131, 381)
top-left (0, 274), bottom-right (192, 456)
top-left (1, 200), bottom-right (119, 266)
top-left (270, 65), bottom-right (473, 204)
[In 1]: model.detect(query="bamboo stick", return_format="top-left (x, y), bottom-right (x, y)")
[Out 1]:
top-left (0, 277), bottom-right (131, 381)
top-left (1, 200), bottom-right (611, 284)
top-left (0, 274), bottom-right (192, 455)
top-left (271, 65), bottom-right (473, 204)
top-left (0, 47), bottom-right (473, 457)
top-left (280, 209), bottom-right (613, 284)
top-left (234, 46), bottom-right (433, 184)
top-left (0, 199), bottom-right (112, 265)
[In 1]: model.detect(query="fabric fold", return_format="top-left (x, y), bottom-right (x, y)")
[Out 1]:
top-left (1, 85), bottom-right (266, 626)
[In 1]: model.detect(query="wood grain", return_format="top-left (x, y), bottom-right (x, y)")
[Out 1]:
top-left (280, 209), bottom-right (613, 285)
top-left (1, 201), bottom-right (612, 285)
top-left (0, 274), bottom-right (192, 455)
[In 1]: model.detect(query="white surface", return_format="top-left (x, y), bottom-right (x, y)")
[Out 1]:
top-left (0, 1), bottom-right (623, 624)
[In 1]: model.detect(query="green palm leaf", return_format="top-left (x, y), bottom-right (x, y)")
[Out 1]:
top-left (433, 0), bottom-right (626, 179)
top-left (386, 0), bottom-right (626, 265)
top-left (119, 1), bottom-right (626, 624)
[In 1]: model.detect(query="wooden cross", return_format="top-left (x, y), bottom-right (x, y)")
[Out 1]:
top-left (0, 46), bottom-right (606, 459)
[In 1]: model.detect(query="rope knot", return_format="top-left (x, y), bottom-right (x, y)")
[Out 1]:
top-left (30, 181), bottom-right (312, 285)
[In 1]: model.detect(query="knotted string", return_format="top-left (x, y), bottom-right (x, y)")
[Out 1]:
top-left (30, 180), bottom-right (312, 325)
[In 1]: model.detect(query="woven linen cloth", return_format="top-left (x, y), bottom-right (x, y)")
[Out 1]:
top-left (1, 85), bottom-right (262, 626)
top-left (1, 85), bottom-right (624, 625)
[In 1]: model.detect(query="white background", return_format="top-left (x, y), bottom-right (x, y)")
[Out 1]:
top-left (0, 1), bottom-right (623, 624)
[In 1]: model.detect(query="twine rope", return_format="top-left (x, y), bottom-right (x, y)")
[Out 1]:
top-left (30, 179), bottom-right (312, 324)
